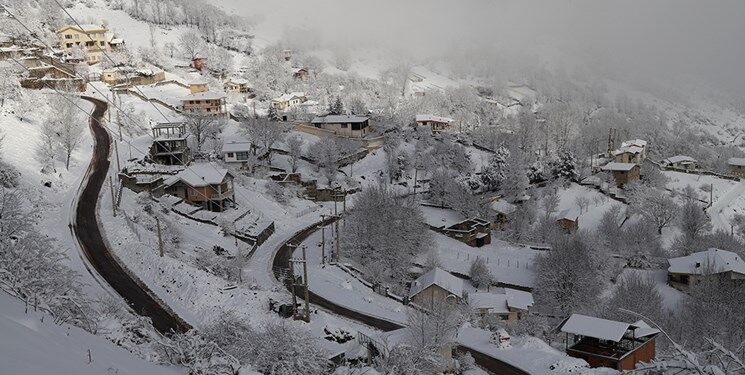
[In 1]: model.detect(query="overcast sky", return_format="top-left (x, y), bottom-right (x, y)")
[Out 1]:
top-left (221, 0), bottom-right (745, 94)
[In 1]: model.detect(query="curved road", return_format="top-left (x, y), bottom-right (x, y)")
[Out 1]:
top-left (73, 97), bottom-right (190, 334)
top-left (271, 218), bottom-right (528, 375)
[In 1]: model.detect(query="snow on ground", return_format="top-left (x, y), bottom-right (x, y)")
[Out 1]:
top-left (431, 231), bottom-right (538, 290)
top-left (556, 183), bottom-right (623, 230)
top-left (0, 291), bottom-right (183, 375)
top-left (457, 325), bottom-right (617, 375)
top-left (663, 170), bottom-right (745, 231)
top-left (293, 223), bottom-right (414, 326)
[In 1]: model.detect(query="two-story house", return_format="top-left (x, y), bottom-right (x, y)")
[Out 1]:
top-left (181, 82), bottom-right (227, 117)
top-left (163, 163), bottom-right (235, 212)
top-left (56, 24), bottom-right (114, 65)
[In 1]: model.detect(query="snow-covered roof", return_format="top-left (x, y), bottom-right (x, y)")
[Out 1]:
top-left (556, 208), bottom-right (580, 222)
top-left (409, 267), bottom-right (463, 299)
top-left (182, 91), bottom-right (226, 101)
top-left (560, 314), bottom-right (644, 342)
top-left (663, 155), bottom-right (696, 164)
top-left (667, 248), bottom-right (745, 275)
top-left (601, 162), bottom-right (637, 172)
top-left (415, 114), bottom-right (454, 124)
top-left (222, 140), bottom-right (252, 153)
top-left (225, 77), bottom-right (248, 85)
top-left (612, 145), bottom-right (644, 156)
top-left (58, 24), bottom-right (107, 33)
top-left (490, 199), bottom-right (516, 214)
top-left (469, 288), bottom-right (534, 313)
top-left (109, 37), bottom-right (124, 45)
top-left (728, 157), bottom-right (745, 167)
top-left (311, 115), bottom-right (369, 124)
top-left (163, 163), bottom-right (232, 188)
top-left (621, 139), bottom-right (647, 148)
top-left (272, 92), bottom-right (306, 103)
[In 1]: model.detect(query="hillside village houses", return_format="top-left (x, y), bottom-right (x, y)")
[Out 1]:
top-left (310, 114), bottom-right (370, 138)
top-left (149, 122), bottom-right (190, 165)
top-left (727, 157), bottom-right (745, 177)
top-left (468, 288), bottom-right (534, 323)
top-left (56, 24), bottom-right (121, 65)
top-left (557, 314), bottom-right (660, 371)
top-left (181, 80), bottom-right (227, 116)
top-left (667, 248), bottom-right (745, 289)
top-left (415, 114), bottom-right (454, 133)
top-left (271, 91), bottom-right (308, 111)
top-left (555, 208), bottom-right (580, 231)
top-left (163, 163), bottom-right (235, 212)
top-left (408, 267), bottom-right (464, 307)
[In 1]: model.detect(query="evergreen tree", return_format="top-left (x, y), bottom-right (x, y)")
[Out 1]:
top-left (329, 96), bottom-right (344, 115)
top-left (267, 105), bottom-right (281, 122)
top-left (550, 150), bottom-right (579, 181)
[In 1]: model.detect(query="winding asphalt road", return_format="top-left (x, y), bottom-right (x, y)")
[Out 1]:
top-left (73, 97), bottom-right (190, 334)
top-left (74, 97), bottom-right (527, 372)
top-left (271, 218), bottom-right (528, 375)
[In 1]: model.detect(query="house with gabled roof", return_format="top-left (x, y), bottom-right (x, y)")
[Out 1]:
top-left (408, 267), bottom-right (463, 307)
top-left (181, 81), bottom-right (227, 116)
top-left (163, 163), bottom-right (235, 212)
top-left (415, 114), bottom-right (454, 133)
top-left (556, 208), bottom-right (580, 231)
top-left (727, 157), bottom-right (745, 177)
top-left (271, 91), bottom-right (307, 111)
top-left (310, 115), bottom-right (370, 138)
top-left (667, 248), bottom-right (745, 288)
top-left (601, 162), bottom-right (640, 187)
top-left (468, 288), bottom-right (534, 323)
top-left (662, 155), bottom-right (697, 171)
top-left (557, 314), bottom-right (659, 371)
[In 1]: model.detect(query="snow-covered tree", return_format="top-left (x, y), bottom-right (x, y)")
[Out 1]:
top-left (267, 105), bottom-right (281, 122)
top-left (549, 150), bottom-right (579, 181)
top-left (328, 96), bottom-right (344, 115)
top-left (469, 257), bottom-right (493, 289)
top-left (306, 137), bottom-right (338, 184)
top-left (0, 62), bottom-right (21, 107)
top-left (285, 134), bottom-right (304, 173)
top-left (629, 187), bottom-right (679, 234)
top-left (534, 234), bottom-right (602, 315)
top-left (47, 95), bottom-right (85, 170)
top-left (605, 272), bottom-right (663, 323)
top-left (341, 185), bottom-right (433, 287)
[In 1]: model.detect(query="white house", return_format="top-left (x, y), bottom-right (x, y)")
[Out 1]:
top-left (222, 140), bottom-right (253, 164)
top-left (271, 92), bottom-right (307, 111)
top-left (415, 114), bottom-right (454, 133)
top-left (662, 155), bottom-right (697, 170)
top-left (468, 288), bottom-right (533, 323)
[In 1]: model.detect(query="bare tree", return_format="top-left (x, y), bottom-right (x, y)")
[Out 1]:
top-left (50, 95), bottom-right (85, 170)
top-left (285, 135), bottom-right (304, 173)
top-left (185, 114), bottom-right (220, 152)
top-left (241, 117), bottom-right (287, 165)
top-left (177, 29), bottom-right (205, 60)
top-left (629, 187), bottom-right (679, 234)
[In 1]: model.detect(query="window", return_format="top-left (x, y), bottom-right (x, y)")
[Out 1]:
top-left (74, 34), bottom-right (79, 39)
top-left (190, 189), bottom-right (198, 196)
top-left (236, 151), bottom-right (249, 160)
top-left (66, 43), bottom-right (73, 48)
top-left (341, 123), bottom-right (348, 129)
top-left (65, 35), bottom-right (72, 39)
top-left (227, 153), bottom-right (234, 158)
top-left (100, 41), bottom-right (105, 46)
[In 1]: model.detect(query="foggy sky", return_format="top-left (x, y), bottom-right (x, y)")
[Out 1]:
top-left (223, 0), bottom-right (745, 95)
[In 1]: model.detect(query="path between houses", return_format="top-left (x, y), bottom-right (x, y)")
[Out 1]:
top-left (708, 180), bottom-right (745, 231)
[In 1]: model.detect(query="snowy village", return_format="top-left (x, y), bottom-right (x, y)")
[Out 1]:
top-left (0, 1), bottom-right (744, 375)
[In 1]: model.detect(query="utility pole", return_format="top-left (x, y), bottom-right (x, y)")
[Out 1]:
top-left (335, 219), bottom-right (340, 262)
top-left (302, 245), bottom-right (310, 321)
top-left (108, 175), bottom-right (116, 217)
top-left (334, 192), bottom-right (338, 217)
top-left (413, 168), bottom-right (418, 195)
top-left (288, 243), bottom-right (298, 317)
top-left (156, 216), bottom-right (164, 257)
top-left (320, 215), bottom-right (326, 265)
top-left (342, 192), bottom-right (346, 215)
top-left (113, 140), bottom-right (121, 176)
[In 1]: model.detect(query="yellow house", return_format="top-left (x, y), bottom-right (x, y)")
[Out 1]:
top-left (57, 24), bottom-right (112, 65)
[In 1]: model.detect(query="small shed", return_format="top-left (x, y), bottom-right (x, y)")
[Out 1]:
top-left (408, 267), bottom-right (463, 307)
